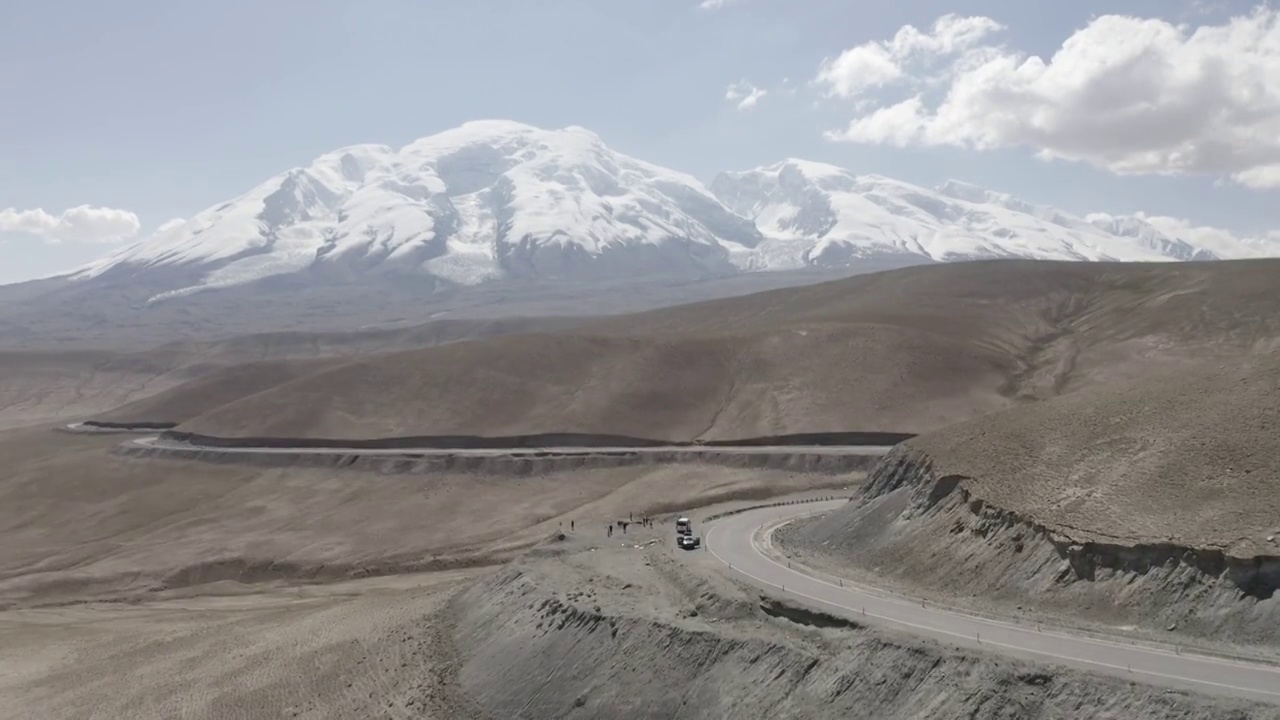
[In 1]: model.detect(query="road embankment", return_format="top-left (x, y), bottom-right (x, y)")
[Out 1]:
top-left (115, 441), bottom-right (888, 476)
top-left (786, 446), bottom-right (1280, 650)
top-left (153, 429), bottom-right (916, 450)
top-left (448, 538), bottom-right (1280, 718)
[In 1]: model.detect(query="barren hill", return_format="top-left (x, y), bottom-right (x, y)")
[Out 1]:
top-left (106, 258), bottom-right (1280, 440)
top-left (786, 348), bottom-right (1280, 647)
top-left (0, 315), bottom-right (580, 427)
top-left (906, 349), bottom-right (1280, 552)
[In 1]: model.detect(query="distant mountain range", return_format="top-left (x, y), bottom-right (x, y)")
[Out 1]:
top-left (68, 121), bottom-right (1280, 305)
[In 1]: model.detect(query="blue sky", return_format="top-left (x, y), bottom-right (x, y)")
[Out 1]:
top-left (2, 0), bottom-right (1276, 283)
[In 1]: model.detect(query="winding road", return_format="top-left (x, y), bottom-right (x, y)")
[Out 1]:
top-left (70, 424), bottom-right (1280, 705)
top-left (707, 501), bottom-right (1280, 706)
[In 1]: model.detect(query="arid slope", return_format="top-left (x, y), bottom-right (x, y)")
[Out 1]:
top-left (786, 350), bottom-right (1280, 648)
top-left (0, 426), bottom-right (850, 608)
top-left (909, 349), bottom-right (1280, 551)
top-left (135, 259), bottom-right (1280, 440)
top-left (0, 315), bottom-right (580, 427)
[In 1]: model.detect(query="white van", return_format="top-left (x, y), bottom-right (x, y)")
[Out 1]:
top-left (676, 517), bottom-right (691, 535)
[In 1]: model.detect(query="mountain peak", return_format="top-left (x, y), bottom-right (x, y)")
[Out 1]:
top-left (71, 120), bottom-right (762, 297)
top-left (63, 121), bottom-right (1279, 301)
top-left (935, 179), bottom-right (997, 203)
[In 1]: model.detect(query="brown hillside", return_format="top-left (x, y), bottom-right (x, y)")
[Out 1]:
top-left (0, 315), bottom-right (580, 427)
top-left (908, 348), bottom-right (1280, 551)
top-left (156, 259), bottom-right (1280, 440)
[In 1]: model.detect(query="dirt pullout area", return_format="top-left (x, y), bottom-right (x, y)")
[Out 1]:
top-left (782, 444), bottom-right (1280, 655)
top-left (0, 571), bottom-right (485, 719)
top-left (0, 427), bottom-right (860, 608)
top-left (447, 529), bottom-right (1278, 719)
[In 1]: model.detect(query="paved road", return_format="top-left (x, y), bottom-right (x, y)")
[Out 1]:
top-left (706, 501), bottom-right (1280, 706)
top-left (76, 426), bottom-right (1280, 703)
top-left (127, 434), bottom-right (895, 458)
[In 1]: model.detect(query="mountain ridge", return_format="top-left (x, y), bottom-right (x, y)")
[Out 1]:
top-left (50, 120), bottom-right (1280, 306)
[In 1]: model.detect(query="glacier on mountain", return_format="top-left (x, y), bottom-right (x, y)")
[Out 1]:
top-left (708, 160), bottom-right (1273, 268)
top-left (70, 122), bottom-right (1280, 302)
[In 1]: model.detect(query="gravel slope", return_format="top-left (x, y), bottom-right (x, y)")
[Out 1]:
top-left (783, 351), bottom-right (1280, 651)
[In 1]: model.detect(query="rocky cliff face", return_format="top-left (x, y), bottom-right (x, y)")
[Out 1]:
top-left (790, 446), bottom-right (1280, 650)
top-left (447, 550), bottom-right (1277, 719)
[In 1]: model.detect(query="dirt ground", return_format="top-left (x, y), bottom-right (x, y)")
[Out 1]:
top-left (0, 571), bottom-right (480, 720)
top-left (1, 424), bottom-right (1275, 718)
top-left (0, 426), bottom-right (858, 608)
top-left (0, 451), bottom-right (844, 720)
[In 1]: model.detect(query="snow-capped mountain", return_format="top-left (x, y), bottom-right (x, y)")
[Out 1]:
top-left (710, 159), bottom-right (1276, 269)
top-left (72, 124), bottom-right (1279, 304)
top-left (75, 121), bottom-right (763, 301)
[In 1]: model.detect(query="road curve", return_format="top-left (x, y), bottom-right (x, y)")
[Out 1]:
top-left (126, 434), bottom-right (895, 458)
top-left (71, 425), bottom-right (1280, 703)
top-left (706, 501), bottom-right (1280, 706)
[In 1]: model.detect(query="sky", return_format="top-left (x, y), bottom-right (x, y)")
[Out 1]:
top-left (2, 0), bottom-right (1278, 283)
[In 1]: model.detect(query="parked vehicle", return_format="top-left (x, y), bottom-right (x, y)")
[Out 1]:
top-left (676, 534), bottom-right (701, 550)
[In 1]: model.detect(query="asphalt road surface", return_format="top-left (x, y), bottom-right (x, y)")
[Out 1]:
top-left (706, 502), bottom-right (1280, 706)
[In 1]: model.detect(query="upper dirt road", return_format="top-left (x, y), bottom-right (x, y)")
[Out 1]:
top-left (707, 502), bottom-right (1280, 706)
top-left (126, 434), bottom-right (896, 457)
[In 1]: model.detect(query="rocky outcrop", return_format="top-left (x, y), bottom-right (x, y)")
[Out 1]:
top-left (791, 446), bottom-right (1280, 648)
top-left (448, 560), bottom-right (1278, 719)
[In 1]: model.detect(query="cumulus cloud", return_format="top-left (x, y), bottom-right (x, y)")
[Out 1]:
top-left (699, 0), bottom-right (739, 10)
top-left (816, 14), bottom-right (1004, 98)
top-left (726, 81), bottom-right (768, 110)
top-left (819, 6), bottom-right (1280, 189)
top-left (0, 206), bottom-right (141, 244)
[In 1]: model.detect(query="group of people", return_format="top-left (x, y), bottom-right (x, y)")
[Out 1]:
top-left (606, 512), bottom-right (656, 537)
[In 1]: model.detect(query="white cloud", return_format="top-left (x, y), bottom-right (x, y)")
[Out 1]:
top-left (0, 206), bottom-right (141, 244)
top-left (816, 44), bottom-right (902, 98)
top-left (821, 6), bottom-right (1280, 190)
top-left (725, 81), bottom-right (768, 110)
top-left (698, 0), bottom-right (739, 10)
top-left (815, 14), bottom-right (1004, 99)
